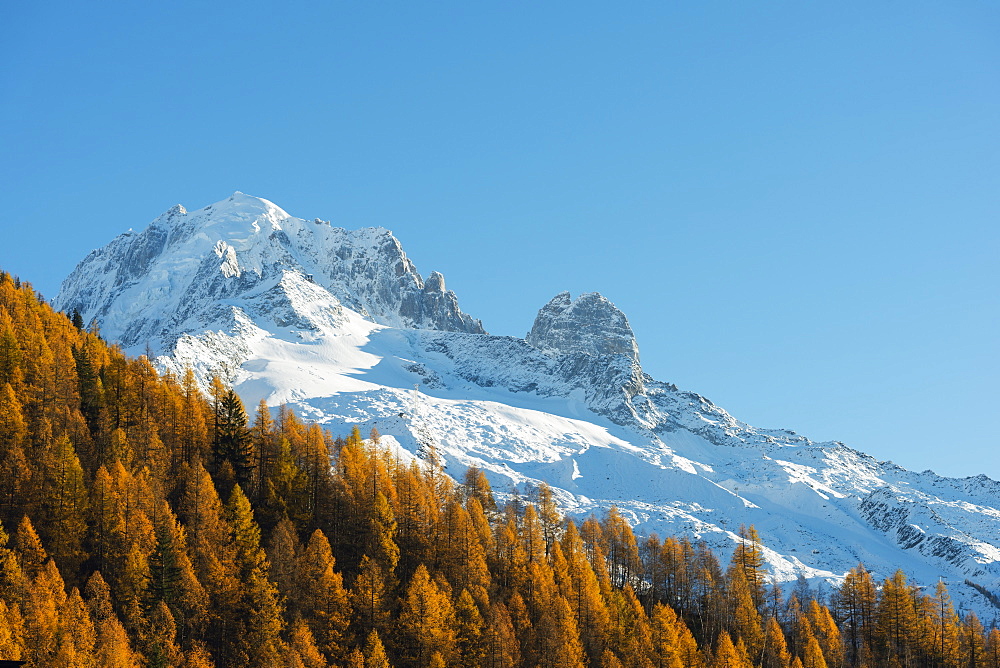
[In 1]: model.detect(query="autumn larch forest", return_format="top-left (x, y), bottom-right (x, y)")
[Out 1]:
top-left (0, 269), bottom-right (996, 667)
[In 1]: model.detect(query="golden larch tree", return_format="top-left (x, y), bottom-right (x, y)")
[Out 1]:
top-left (761, 615), bottom-right (791, 668)
top-left (398, 564), bottom-right (457, 667)
top-left (363, 629), bottom-right (392, 668)
top-left (298, 528), bottom-right (351, 662)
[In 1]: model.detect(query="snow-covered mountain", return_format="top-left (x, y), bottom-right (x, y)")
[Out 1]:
top-left (57, 192), bottom-right (483, 354)
top-left (55, 193), bottom-right (1000, 617)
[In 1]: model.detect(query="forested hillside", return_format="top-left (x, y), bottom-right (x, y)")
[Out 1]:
top-left (0, 269), bottom-right (999, 667)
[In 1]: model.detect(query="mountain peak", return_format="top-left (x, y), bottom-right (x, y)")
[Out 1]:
top-left (206, 191), bottom-right (291, 221)
top-left (55, 194), bottom-right (486, 352)
top-left (526, 291), bottom-right (640, 364)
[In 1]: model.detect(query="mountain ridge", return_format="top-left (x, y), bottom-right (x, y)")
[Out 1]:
top-left (54, 193), bottom-right (1000, 617)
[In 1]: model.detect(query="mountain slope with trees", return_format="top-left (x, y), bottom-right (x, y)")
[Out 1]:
top-left (52, 193), bottom-right (1000, 608)
top-left (2, 270), bottom-right (1000, 667)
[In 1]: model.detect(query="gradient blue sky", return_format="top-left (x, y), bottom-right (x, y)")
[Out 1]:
top-left (3, 2), bottom-right (998, 479)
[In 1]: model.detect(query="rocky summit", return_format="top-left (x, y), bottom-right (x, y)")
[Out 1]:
top-left (56, 193), bottom-right (1000, 617)
top-left (57, 192), bottom-right (484, 354)
top-left (527, 291), bottom-right (641, 364)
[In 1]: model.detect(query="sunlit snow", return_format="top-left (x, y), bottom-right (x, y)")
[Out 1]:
top-left (55, 192), bottom-right (1000, 618)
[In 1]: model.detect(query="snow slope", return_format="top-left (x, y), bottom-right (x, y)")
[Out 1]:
top-left (55, 193), bottom-right (1000, 618)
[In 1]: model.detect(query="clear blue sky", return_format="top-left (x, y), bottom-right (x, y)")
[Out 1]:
top-left (3, 2), bottom-right (998, 479)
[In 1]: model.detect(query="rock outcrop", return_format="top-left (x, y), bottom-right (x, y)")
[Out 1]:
top-left (526, 292), bottom-right (640, 363)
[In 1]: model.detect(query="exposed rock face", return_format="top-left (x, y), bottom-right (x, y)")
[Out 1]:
top-left (526, 292), bottom-right (640, 363)
top-left (55, 192), bottom-right (485, 352)
top-left (857, 485), bottom-right (1000, 580)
